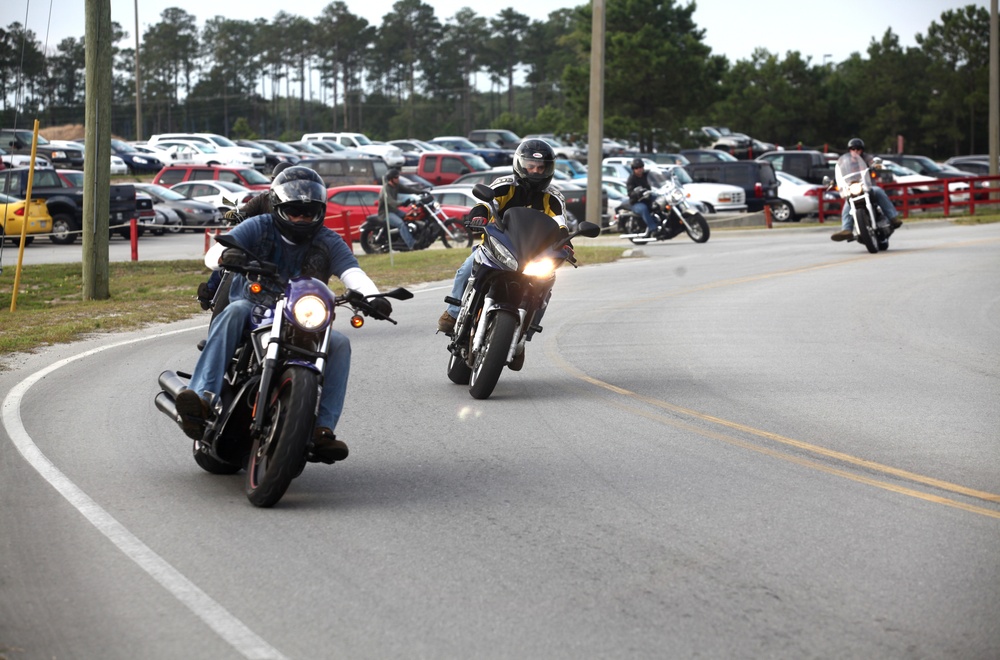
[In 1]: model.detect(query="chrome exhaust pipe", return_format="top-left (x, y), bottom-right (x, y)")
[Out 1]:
top-left (155, 391), bottom-right (180, 422)
top-left (158, 370), bottom-right (189, 399)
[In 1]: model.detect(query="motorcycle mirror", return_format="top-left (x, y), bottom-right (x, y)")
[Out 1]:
top-left (377, 287), bottom-right (414, 301)
top-left (472, 184), bottom-right (496, 202)
top-left (822, 175), bottom-right (832, 187)
top-left (573, 221), bottom-right (602, 239)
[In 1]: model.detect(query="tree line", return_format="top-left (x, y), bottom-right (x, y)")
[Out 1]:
top-left (0, 1), bottom-right (990, 159)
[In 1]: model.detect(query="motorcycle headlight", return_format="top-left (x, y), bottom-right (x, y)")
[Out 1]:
top-left (291, 294), bottom-right (330, 331)
top-left (486, 236), bottom-right (518, 270)
top-left (522, 257), bottom-right (556, 278)
top-left (668, 188), bottom-right (685, 204)
top-left (848, 182), bottom-right (864, 196)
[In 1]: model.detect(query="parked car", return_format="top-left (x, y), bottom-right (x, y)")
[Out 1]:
top-left (128, 142), bottom-right (194, 166)
top-left (133, 182), bottom-right (222, 231)
top-left (523, 134), bottom-right (585, 162)
top-left (152, 164), bottom-right (271, 190)
top-left (700, 127), bottom-right (751, 158)
top-left (150, 139), bottom-right (253, 168)
top-left (323, 183), bottom-right (472, 243)
top-left (683, 160), bottom-right (778, 212)
top-left (110, 138), bottom-right (164, 174)
top-left (0, 128), bottom-right (83, 168)
top-left (148, 133), bottom-right (265, 170)
top-left (660, 164), bottom-right (747, 213)
top-left (235, 139), bottom-right (300, 174)
top-left (772, 171), bottom-right (823, 221)
top-left (414, 151), bottom-right (491, 186)
top-left (943, 155), bottom-right (990, 176)
top-left (387, 139), bottom-right (446, 167)
top-left (0, 192), bottom-right (51, 245)
top-left (879, 159), bottom-right (970, 204)
top-left (875, 153), bottom-right (967, 180)
top-left (254, 139), bottom-right (316, 160)
top-left (48, 140), bottom-right (129, 175)
top-left (169, 180), bottom-right (255, 212)
top-left (467, 129), bottom-right (521, 151)
top-left (756, 150), bottom-right (835, 185)
top-left (301, 132), bottom-right (404, 167)
top-left (296, 155), bottom-right (388, 187)
top-left (554, 158), bottom-right (587, 179)
top-left (680, 148), bottom-right (739, 163)
top-left (428, 136), bottom-right (511, 167)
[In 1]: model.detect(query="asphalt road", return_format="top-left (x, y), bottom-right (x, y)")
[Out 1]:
top-left (2, 221), bottom-right (998, 659)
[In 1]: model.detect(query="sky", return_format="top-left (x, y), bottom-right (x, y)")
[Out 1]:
top-left (4, 0), bottom-right (984, 65)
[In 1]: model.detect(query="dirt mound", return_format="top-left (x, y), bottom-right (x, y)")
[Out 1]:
top-left (39, 124), bottom-right (86, 141)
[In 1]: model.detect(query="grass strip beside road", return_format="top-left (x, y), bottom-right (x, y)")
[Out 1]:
top-left (0, 245), bottom-right (627, 361)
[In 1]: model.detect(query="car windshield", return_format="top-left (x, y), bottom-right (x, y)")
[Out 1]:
top-left (141, 184), bottom-right (186, 200)
top-left (110, 138), bottom-right (132, 151)
top-left (353, 135), bottom-right (372, 146)
top-left (216, 181), bottom-right (250, 192)
top-left (915, 157), bottom-right (944, 174)
top-left (665, 167), bottom-right (693, 185)
top-left (777, 171), bottom-right (808, 185)
top-left (210, 136), bottom-right (237, 147)
top-left (241, 169), bottom-right (270, 185)
top-left (702, 127), bottom-right (721, 139)
top-left (265, 142), bottom-right (297, 154)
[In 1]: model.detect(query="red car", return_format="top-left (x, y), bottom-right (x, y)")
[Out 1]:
top-left (324, 184), bottom-right (469, 243)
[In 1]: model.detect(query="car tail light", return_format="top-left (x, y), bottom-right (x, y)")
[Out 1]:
top-left (754, 182), bottom-right (763, 198)
top-left (804, 187), bottom-right (821, 198)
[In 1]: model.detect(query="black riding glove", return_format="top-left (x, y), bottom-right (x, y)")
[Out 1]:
top-left (219, 248), bottom-right (247, 268)
top-left (196, 281), bottom-right (214, 310)
top-left (367, 297), bottom-right (393, 320)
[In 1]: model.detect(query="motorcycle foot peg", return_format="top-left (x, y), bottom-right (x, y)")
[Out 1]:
top-left (529, 323), bottom-right (543, 334)
top-left (444, 296), bottom-right (462, 306)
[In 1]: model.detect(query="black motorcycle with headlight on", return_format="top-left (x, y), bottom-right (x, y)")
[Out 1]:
top-left (444, 184), bottom-right (601, 400)
top-left (155, 233), bottom-right (412, 507)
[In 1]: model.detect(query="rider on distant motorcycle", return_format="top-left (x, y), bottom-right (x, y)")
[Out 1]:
top-left (379, 168), bottom-right (421, 250)
top-left (626, 157), bottom-right (658, 237)
top-left (831, 138), bottom-right (902, 241)
top-left (176, 166), bottom-right (390, 464)
top-left (436, 138), bottom-right (567, 367)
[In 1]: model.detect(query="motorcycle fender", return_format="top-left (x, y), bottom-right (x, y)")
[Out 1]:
top-left (471, 300), bottom-right (520, 354)
top-left (285, 359), bottom-right (322, 376)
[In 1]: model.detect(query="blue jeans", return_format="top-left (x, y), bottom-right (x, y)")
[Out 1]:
top-left (188, 298), bottom-right (352, 431)
top-left (841, 186), bottom-right (897, 230)
top-left (388, 210), bottom-right (415, 248)
top-left (632, 201), bottom-right (657, 233)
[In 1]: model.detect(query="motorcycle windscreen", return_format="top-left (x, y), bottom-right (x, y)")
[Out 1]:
top-left (500, 207), bottom-right (563, 262)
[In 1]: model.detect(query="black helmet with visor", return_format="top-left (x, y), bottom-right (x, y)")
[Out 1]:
top-left (268, 166), bottom-right (327, 244)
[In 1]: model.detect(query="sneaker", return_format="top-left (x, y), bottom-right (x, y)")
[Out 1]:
top-left (438, 310), bottom-right (456, 334)
top-left (307, 427), bottom-right (349, 464)
top-left (509, 344), bottom-right (525, 371)
top-left (831, 230), bottom-right (853, 242)
top-left (175, 389), bottom-right (210, 440)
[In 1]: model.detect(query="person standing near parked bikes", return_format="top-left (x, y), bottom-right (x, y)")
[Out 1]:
top-left (379, 168), bottom-right (419, 251)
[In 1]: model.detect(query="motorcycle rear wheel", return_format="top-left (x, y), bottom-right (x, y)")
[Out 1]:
top-left (684, 212), bottom-right (710, 243)
top-left (469, 310), bottom-right (517, 400)
top-left (245, 365), bottom-right (317, 507)
top-left (447, 350), bottom-right (472, 384)
top-left (359, 226), bottom-right (386, 255)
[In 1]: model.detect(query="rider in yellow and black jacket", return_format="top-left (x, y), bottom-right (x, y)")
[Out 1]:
top-left (438, 138), bottom-right (567, 340)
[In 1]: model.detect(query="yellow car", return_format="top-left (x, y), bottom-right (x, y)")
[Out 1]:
top-left (0, 193), bottom-right (53, 246)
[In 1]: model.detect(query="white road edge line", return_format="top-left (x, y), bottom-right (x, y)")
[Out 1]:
top-left (1, 325), bottom-right (288, 660)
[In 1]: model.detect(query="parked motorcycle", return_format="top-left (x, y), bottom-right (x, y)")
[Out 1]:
top-left (826, 154), bottom-right (892, 253)
top-left (444, 184), bottom-right (601, 400)
top-left (617, 172), bottom-right (710, 245)
top-left (359, 191), bottom-right (473, 254)
top-left (156, 234), bottom-right (413, 507)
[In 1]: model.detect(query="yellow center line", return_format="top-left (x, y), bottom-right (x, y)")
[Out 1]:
top-left (549, 232), bottom-right (1000, 517)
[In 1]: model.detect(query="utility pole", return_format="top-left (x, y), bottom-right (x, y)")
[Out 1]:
top-left (585, 0), bottom-right (606, 228)
top-left (83, 0), bottom-right (112, 300)
top-left (990, 0), bottom-right (998, 177)
top-left (134, 0), bottom-right (143, 141)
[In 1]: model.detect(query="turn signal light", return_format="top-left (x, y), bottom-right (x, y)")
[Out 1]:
top-left (350, 315), bottom-right (364, 328)
top-left (249, 282), bottom-right (262, 294)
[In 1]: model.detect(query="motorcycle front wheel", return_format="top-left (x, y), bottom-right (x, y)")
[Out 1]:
top-left (854, 208), bottom-right (879, 254)
top-left (469, 310), bottom-right (517, 400)
top-left (683, 212), bottom-right (711, 243)
top-left (245, 365), bottom-right (317, 507)
top-left (359, 226), bottom-right (386, 255)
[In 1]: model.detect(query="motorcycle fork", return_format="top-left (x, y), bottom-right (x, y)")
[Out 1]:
top-left (250, 299), bottom-right (286, 436)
